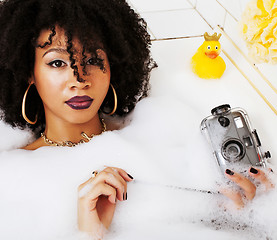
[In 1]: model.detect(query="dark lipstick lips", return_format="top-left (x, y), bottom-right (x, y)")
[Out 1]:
top-left (65, 96), bottom-right (93, 110)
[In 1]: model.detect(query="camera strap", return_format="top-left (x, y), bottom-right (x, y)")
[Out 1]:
top-left (134, 179), bottom-right (220, 195)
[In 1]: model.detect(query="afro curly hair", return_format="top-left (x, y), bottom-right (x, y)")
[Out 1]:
top-left (0, 0), bottom-right (156, 133)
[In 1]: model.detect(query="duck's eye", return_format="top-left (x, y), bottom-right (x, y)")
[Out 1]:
top-left (215, 46), bottom-right (218, 50)
top-left (207, 46), bottom-right (211, 50)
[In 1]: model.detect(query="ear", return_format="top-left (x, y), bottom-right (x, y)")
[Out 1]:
top-left (28, 74), bottom-right (35, 85)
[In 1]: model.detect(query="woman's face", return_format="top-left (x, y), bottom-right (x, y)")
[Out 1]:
top-left (32, 27), bottom-right (110, 126)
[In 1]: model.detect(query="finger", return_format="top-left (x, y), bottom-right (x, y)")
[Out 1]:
top-left (117, 168), bottom-right (134, 182)
top-left (104, 166), bottom-right (134, 182)
top-left (103, 167), bottom-right (128, 190)
top-left (94, 170), bottom-right (126, 201)
top-left (220, 187), bottom-right (244, 209)
top-left (104, 168), bottom-right (128, 201)
top-left (103, 167), bottom-right (133, 200)
top-left (225, 169), bottom-right (256, 200)
top-left (249, 167), bottom-right (275, 190)
top-left (87, 182), bottom-right (117, 205)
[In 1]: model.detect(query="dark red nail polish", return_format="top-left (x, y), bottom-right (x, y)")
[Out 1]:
top-left (126, 192), bottom-right (127, 200)
top-left (123, 193), bottom-right (125, 200)
top-left (250, 167), bottom-right (258, 174)
top-left (127, 173), bottom-right (133, 179)
top-left (225, 169), bottom-right (234, 175)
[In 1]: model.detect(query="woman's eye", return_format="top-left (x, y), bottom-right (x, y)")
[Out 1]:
top-left (87, 58), bottom-right (97, 65)
top-left (87, 57), bottom-right (103, 66)
top-left (48, 60), bottom-right (66, 68)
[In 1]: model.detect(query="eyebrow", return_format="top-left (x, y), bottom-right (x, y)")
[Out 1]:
top-left (42, 48), bottom-right (68, 57)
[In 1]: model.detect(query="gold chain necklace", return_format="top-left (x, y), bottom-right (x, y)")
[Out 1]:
top-left (41, 118), bottom-right (106, 147)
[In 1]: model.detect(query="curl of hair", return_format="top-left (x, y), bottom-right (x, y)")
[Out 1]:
top-left (0, 0), bottom-right (156, 132)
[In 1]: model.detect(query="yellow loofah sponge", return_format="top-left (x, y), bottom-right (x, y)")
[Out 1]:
top-left (240, 0), bottom-right (277, 63)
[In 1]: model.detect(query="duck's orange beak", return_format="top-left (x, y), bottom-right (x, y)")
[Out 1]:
top-left (205, 51), bottom-right (219, 59)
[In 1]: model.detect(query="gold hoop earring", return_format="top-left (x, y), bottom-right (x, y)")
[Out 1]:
top-left (22, 83), bottom-right (38, 125)
top-left (103, 84), bottom-right (117, 116)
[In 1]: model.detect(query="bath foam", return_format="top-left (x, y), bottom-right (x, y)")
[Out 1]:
top-left (0, 96), bottom-right (276, 240)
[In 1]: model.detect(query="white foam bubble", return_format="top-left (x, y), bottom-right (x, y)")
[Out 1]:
top-left (0, 31), bottom-right (276, 240)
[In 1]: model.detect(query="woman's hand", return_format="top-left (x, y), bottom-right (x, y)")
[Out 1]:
top-left (220, 167), bottom-right (274, 209)
top-left (77, 167), bottom-right (133, 237)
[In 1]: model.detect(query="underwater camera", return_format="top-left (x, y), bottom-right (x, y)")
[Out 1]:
top-left (200, 104), bottom-right (271, 175)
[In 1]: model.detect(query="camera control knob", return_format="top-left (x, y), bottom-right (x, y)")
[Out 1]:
top-left (211, 104), bottom-right (231, 115)
top-left (265, 151), bottom-right (271, 159)
top-left (218, 116), bottom-right (230, 127)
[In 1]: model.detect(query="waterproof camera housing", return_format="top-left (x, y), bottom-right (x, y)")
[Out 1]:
top-left (200, 104), bottom-right (271, 175)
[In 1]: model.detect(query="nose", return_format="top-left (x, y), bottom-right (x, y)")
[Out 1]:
top-left (67, 68), bottom-right (91, 90)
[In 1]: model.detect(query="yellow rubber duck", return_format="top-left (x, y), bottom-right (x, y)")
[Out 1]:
top-left (191, 32), bottom-right (226, 79)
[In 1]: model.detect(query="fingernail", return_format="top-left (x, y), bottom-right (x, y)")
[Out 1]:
top-left (250, 167), bottom-right (258, 174)
top-left (123, 193), bottom-right (125, 200)
top-left (126, 192), bottom-right (128, 200)
top-left (225, 169), bottom-right (234, 176)
top-left (270, 168), bottom-right (274, 173)
top-left (127, 173), bottom-right (133, 179)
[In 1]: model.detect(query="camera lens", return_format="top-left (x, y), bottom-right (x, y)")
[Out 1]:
top-left (218, 116), bottom-right (230, 127)
top-left (226, 144), bottom-right (240, 157)
top-left (221, 139), bottom-right (245, 162)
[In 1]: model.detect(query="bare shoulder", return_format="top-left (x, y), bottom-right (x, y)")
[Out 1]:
top-left (21, 138), bottom-right (46, 150)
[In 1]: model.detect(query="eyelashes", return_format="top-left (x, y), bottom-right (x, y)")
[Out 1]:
top-left (82, 57), bottom-right (105, 70)
top-left (47, 57), bottom-right (104, 69)
top-left (47, 59), bottom-right (66, 68)
top-left (86, 57), bottom-right (104, 65)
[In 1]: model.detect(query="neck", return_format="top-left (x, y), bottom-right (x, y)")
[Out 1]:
top-left (44, 114), bottom-right (104, 144)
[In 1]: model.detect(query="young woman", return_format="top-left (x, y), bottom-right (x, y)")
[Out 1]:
top-left (0, 0), bottom-right (155, 237)
top-left (0, 0), bottom-right (273, 238)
